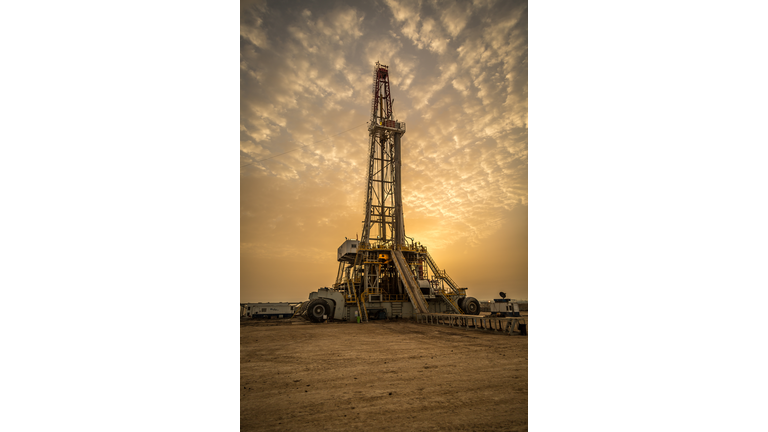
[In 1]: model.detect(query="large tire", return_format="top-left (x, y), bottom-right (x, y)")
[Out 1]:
top-left (456, 297), bottom-right (465, 312)
top-left (463, 297), bottom-right (480, 315)
top-left (307, 298), bottom-right (329, 323)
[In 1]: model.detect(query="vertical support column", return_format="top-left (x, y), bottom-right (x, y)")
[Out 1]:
top-left (380, 133), bottom-right (386, 243)
top-left (361, 133), bottom-right (376, 244)
top-left (394, 131), bottom-right (404, 247)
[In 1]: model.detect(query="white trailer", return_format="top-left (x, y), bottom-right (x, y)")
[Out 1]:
top-left (240, 302), bottom-right (297, 319)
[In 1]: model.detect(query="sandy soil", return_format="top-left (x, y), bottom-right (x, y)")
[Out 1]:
top-left (241, 318), bottom-right (527, 431)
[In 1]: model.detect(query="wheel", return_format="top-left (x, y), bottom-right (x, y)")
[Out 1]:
top-left (463, 297), bottom-right (480, 315)
top-left (306, 298), bottom-right (329, 323)
top-left (456, 297), bottom-right (465, 312)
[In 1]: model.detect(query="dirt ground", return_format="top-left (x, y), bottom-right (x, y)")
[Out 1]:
top-left (241, 318), bottom-right (527, 431)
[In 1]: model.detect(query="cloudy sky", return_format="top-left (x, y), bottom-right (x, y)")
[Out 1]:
top-left (241, 0), bottom-right (527, 302)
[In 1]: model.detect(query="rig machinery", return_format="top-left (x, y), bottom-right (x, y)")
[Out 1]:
top-left (302, 62), bottom-right (480, 323)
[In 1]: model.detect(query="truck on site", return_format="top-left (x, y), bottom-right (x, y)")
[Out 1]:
top-left (490, 300), bottom-right (522, 317)
top-left (488, 292), bottom-right (523, 317)
top-left (299, 62), bottom-right (480, 323)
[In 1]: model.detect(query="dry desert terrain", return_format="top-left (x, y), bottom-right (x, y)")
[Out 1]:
top-left (241, 318), bottom-right (527, 431)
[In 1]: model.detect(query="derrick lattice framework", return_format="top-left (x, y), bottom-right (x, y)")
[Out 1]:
top-left (325, 62), bottom-right (477, 323)
top-left (361, 62), bottom-right (406, 248)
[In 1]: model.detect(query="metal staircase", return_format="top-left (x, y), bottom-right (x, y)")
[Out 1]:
top-left (292, 301), bottom-right (308, 318)
top-left (391, 301), bottom-right (403, 318)
top-left (422, 249), bottom-right (461, 294)
top-left (391, 249), bottom-right (429, 314)
top-left (437, 290), bottom-right (463, 314)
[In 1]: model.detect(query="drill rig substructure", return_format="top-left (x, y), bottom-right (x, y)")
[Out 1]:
top-left (304, 62), bottom-right (480, 323)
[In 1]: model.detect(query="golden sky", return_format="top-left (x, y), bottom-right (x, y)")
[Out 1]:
top-left (241, 0), bottom-right (527, 302)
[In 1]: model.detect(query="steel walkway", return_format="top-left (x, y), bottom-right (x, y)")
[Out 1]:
top-left (416, 313), bottom-right (528, 336)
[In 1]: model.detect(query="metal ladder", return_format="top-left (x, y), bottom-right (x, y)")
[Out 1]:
top-left (355, 288), bottom-right (368, 322)
top-left (370, 67), bottom-right (378, 120)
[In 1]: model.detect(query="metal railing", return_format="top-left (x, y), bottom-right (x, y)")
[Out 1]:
top-left (416, 313), bottom-right (527, 336)
top-left (391, 249), bottom-right (429, 313)
top-left (422, 249), bottom-right (461, 295)
top-left (436, 290), bottom-right (463, 313)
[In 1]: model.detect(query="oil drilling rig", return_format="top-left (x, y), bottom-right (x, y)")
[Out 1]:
top-left (302, 62), bottom-right (480, 323)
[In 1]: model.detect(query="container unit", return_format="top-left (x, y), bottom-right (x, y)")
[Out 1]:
top-left (241, 302), bottom-right (297, 319)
